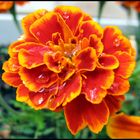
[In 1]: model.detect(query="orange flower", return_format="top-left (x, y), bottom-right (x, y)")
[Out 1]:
top-left (119, 1), bottom-right (140, 13)
top-left (106, 113), bottom-right (140, 138)
top-left (0, 1), bottom-right (27, 12)
top-left (2, 6), bottom-right (136, 135)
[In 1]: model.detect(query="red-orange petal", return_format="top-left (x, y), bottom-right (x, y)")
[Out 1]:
top-left (54, 5), bottom-right (83, 35)
top-left (77, 20), bottom-right (103, 39)
top-left (47, 73), bottom-right (82, 110)
top-left (114, 51), bottom-right (136, 78)
top-left (18, 42), bottom-right (49, 69)
top-left (2, 57), bottom-right (19, 72)
top-left (44, 51), bottom-right (68, 73)
top-left (104, 95), bottom-right (125, 115)
top-left (97, 53), bottom-right (119, 70)
top-left (2, 72), bottom-right (22, 87)
top-left (107, 76), bottom-right (130, 95)
top-left (82, 69), bottom-right (114, 104)
top-left (106, 113), bottom-right (140, 139)
top-left (89, 34), bottom-right (103, 56)
top-left (30, 12), bottom-right (63, 44)
top-left (8, 40), bottom-right (25, 57)
top-left (22, 9), bottom-right (48, 41)
top-left (16, 84), bottom-right (29, 102)
top-left (102, 26), bottom-right (132, 55)
top-left (19, 65), bottom-right (58, 92)
top-left (64, 95), bottom-right (109, 135)
top-left (73, 47), bottom-right (97, 72)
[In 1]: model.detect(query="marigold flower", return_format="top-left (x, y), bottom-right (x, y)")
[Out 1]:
top-left (106, 113), bottom-right (140, 138)
top-left (119, 1), bottom-right (140, 13)
top-left (0, 1), bottom-right (27, 12)
top-left (2, 6), bottom-right (136, 135)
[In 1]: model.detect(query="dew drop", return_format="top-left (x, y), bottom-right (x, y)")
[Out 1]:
top-left (38, 97), bottom-right (44, 105)
top-left (113, 38), bottom-right (120, 47)
top-left (89, 88), bottom-right (98, 100)
top-left (63, 12), bottom-right (70, 20)
top-left (37, 73), bottom-right (49, 83)
top-left (38, 88), bottom-right (46, 93)
top-left (36, 32), bottom-right (41, 36)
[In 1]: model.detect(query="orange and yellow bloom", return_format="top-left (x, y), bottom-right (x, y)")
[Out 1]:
top-left (106, 113), bottom-right (140, 138)
top-left (2, 6), bottom-right (136, 135)
top-left (119, 1), bottom-right (140, 13)
top-left (0, 1), bottom-right (27, 12)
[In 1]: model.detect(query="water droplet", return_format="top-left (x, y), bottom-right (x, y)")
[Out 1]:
top-left (36, 32), bottom-right (40, 36)
top-left (101, 63), bottom-right (104, 66)
top-left (38, 88), bottom-right (46, 93)
top-left (89, 88), bottom-right (98, 99)
top-left (38, 97), bottom-right (44, 105)
top-left (23, 81), bottom-right (26, 85)
top-left (59, 82), bottom-right (66, 90)
top-left (11, 64), bottom-right (19, 71)
top-left (113, 38), bottom-right (120, 47)
top-left (109, 83), bottom-right (119, 93)
top-left (37, 73), bottom-right (49, 83)
top-left (63, 12), bottom-right (70, 20)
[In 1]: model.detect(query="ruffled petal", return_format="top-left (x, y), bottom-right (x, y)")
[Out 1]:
top-left (102, 26), bottom-right (132, 54)
top-left (44, 51), bottom-right (68, 73)
top-left (54, 5), bottom-right (83, 35)
top-left (106, 113), bottom-right (140, 139)
top-left (114, 51), bottom-right (136, 78)
top-left (77, 20), bottom-right (103, 39)
top-left (107, 76), bottom-right (130, 95)
top-left (47, 73), bottom-right (82, 110)
top-left (73, 47), bottom-right (97, 72)
top-left (97, 53), bottom-right (119, 70)
top-left (18, 42), bottom-right (49, 69)
top-left (104, 95), bottom-right (125, 115)
top-left (30, 12), bottom-right (63, 44)
top-left (19, 65), bottom-right (58, 92)
top-left (89, 34), bottom-right (103, 56)
top-left (64, 95), bottom-right (109, 135)
top-left (8, 40), bottom-right (25, 57)
top-left (2, 72), bottom-right (22, 87)
top-left (21, 9), bottom-right (48, 41)
top-left (82, 69), bottom-right (114, 104)
top-left (2, 57), bottom-right (19, 72)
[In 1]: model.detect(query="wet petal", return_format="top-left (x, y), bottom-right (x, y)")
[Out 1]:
top-left (2, 72), bottom-right (22, 87)
top-left (19, 65), bottom-right (58, 92)
top-left (47, 73), bottom-right (82, 110)
top-left (107, 76), bottom-right (130, 95)
top-left (77, 20), bottom-right (103, 39)
top-left (114, 51), bottom-right (136, 78)
top-left (97, 53), bottom-right (119, 70)
top-left (106, 113), bottom-right (140, 139)
top-left (28, 83), bottom-right (58, 110)
top-left (73, 47), bottom-right (97, 72)
top-left (22, 9), bottom-right (48, 40)
top-left (64, 95), bottom-right (109, 135)
top-left (18, 42), bottom-right (49, 69)
top-left (104, 95), bottom-right (125, 115)
top-left (82, 69), bottom-right (114, 104)
top-left (54, 5), bottom-right (83, 34)
top-left (30, 12), bottom-right (63, 44)
top-left (102, 26), bottom-right (132, 54)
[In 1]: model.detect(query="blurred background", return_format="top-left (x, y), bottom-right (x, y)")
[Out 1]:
top-left (0, 1), bottom-right (140, 139)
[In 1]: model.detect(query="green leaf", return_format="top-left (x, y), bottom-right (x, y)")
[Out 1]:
top-left (98, 1), bottom-right (106, 22)
top-left (9, 3), bottom-right (21, 33)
